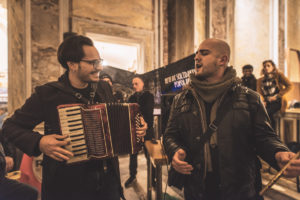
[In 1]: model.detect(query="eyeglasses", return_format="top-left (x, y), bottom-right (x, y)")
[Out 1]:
top-left (80, 59), bottom-right (103, 69)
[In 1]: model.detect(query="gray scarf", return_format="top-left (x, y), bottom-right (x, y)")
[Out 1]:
top-left (190, 67), bottom-right (239, 103)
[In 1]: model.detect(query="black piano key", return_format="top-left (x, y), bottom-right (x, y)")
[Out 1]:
top-left (70, 127), bottom-right (83, 132)
top-left (68, 119), bottom-right (82, 123)
top-left (71, 137), bottom-right (85, 142)
top-left (73, 147), bottom-right (87, 153)
top-left (68, 123), bottom-right (82, 127)
top-left (70, 133), bottom-right (84, 138)
top-left (74, 152), bottom-right (87, 157)
top-left (66, 108), bottom-right (81, 112)
top-left (72, 143), bottom-right (86, 148)
top-left (67, 113), bottom-right (81, 117)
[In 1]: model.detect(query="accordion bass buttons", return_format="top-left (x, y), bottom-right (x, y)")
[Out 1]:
top-left (135, 113), bottom-right (144, 145)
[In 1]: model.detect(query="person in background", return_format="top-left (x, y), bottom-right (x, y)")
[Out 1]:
top-left (0, 105), bottom-right (21, 172)
top-left (0, 131), bottom-right (16, 172)
top-left (99, 73), bottom-right (125, 103)
top-left (257, 60), bottom-right (292, 129)
top-left (99, 73), bottom-right (113, 87)
top-left (241, 64), bottom-right (257, 91)
top-left (124, 76), bottom-right (155, 187)
top-left (163, 38), bottom-right (300, 200)
top-left (0, 141), bottom-right (38, 200)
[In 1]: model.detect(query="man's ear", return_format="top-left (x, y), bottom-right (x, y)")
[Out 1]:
top-left (219, 55), bottom-right (229, 66)
top-left (67, 61), bottom-right (78, 72)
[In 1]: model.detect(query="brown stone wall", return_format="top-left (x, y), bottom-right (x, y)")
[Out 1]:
top-left (287, 0), bottom-right (300, 83)
top-left (175, 0), bottom-right (194, 60)
top-left (168, 0), bottom-right (194, 63)
top-left (286, 0), bottom-right (300, 101)
top-left (167, 0), bottom-right (176, 63)
top-left (72, 0), bottom-right (153, 30)
top-left (211, 0), bottom-right (227, 40)
top-left (162, 0), bottom-right (168, 66)
top-left (31, 0), bottom-right (61, 89)
top-left (72, 19), bottom-right (154, 72)
top-left (7, 0), bottom-right (26, 113)
top-left (278, 0), bottom-right (285, 72)
top-left (72, 0), bottom-right (155, 72)
top-left (194, 0), bottom-right (208, 49)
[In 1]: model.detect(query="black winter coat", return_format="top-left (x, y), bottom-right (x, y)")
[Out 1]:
top-left (128, 91), bottom-right (154, 140)
top-left (163, 84), bottom-right (289, 200)
top-left (0, 143), bottom-right (5, 181)
top-left (2, 73), bottom-right (123, 199)
top-left (242, 74), bottom-right (257, 91)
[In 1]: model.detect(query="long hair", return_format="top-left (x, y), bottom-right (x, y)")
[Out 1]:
top-left (260, 60), bottom-right (278, 76)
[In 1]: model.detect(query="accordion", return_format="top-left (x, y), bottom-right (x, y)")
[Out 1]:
top-left (57, 103), bottom-right (143, 164)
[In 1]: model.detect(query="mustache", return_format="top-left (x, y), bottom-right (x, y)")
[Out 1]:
top-left (90, 70), bottom-right (101, 74)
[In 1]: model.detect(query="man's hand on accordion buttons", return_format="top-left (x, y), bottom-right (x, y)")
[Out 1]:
top-left (136, 116), bottom-right (147, 138)
top-left (39, 134), bottom-right (74, 162)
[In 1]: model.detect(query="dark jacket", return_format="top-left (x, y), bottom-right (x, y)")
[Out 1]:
top-left (0, 129), bottom-right (20, 171)
top-left (242, 74), bottom-right (257, 91)
top-left (163, 83), bottom-right (289, 200)
top-left (0, 143), bottom-right (6, 181)
top-left (128, 91), bottom-right (154, 140)
top-left (2, 72), bottom-right (123, 199)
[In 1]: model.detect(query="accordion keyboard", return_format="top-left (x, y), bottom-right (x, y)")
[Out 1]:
top-left (58, 106), bottom-right (88, 163)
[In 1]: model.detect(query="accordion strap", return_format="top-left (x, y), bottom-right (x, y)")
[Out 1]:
top-left (47, 82), bottom-right (90, 104)
top-left (198, 92), bottom-right (234, 148)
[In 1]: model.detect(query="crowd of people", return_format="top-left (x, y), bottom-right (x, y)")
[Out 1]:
top-left (0, 34), bottom-right (299, 200)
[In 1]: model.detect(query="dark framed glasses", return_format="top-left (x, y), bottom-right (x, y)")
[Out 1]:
top-left (80, 59), bottom-right (103, 69)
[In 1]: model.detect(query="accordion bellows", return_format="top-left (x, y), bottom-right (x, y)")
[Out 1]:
top-left (58, 103), bottom-right (142, 164)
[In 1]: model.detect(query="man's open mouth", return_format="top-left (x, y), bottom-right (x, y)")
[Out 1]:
top-left (196, 63), bottom-right (202, 69)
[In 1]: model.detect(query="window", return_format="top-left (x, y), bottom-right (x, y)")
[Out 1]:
top-left (87, 33), bottom-right (144, 74)
top-left (0, 0), bottom-right (7, 103)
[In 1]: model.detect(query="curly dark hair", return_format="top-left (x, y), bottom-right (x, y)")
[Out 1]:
top-left (242, 64), bottom-right (254, 71)
top-left (57, 35), bottom-right (94, 70)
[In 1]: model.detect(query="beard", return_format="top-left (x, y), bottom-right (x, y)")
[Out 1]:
top-left (77, 64), bottom-right (100, 83)
top-left (195, 65), bottom-right (211, 79)
top-left (195, 64), bottom-right (220, 80)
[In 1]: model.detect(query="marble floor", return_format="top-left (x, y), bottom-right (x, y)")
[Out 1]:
top-left (119, 152), bottom-right (300, 200)
top-left (119, 153), bottom-right (183, 200)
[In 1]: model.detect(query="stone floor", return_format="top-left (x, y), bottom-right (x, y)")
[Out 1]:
top-left (119, 152), bottom-right (300, 200)
top-left (261, 160), bottom-right (300, 200)
top-left (119, 153), bottom-right (183, 200)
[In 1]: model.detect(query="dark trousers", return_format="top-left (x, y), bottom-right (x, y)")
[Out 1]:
top-left (0, 178), bottom-right (38, 200)
top-left (183, 172), bottom-right (220, 200)
top-left (42, 169), bottom-right (121, 200)
top-left (129, 153), bottom-right (139, 177)
top-left (266, 99), bottom-right (281, 129)
top-left (129, 147), bottom-right (156, 183)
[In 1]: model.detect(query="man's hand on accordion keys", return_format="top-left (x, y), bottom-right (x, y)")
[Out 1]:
top-left (136, 116), bottom-right (147, 138)
top-left (39, 134), bottom-right (74, 162)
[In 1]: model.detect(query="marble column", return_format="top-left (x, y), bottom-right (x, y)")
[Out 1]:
top-left (7, 0), bottom-right (27, 113)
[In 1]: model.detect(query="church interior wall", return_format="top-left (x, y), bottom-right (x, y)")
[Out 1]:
top-left (5, 0), bottom-right (300, 113)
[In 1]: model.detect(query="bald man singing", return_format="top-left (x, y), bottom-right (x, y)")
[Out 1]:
top-left (163, 38), bottom-right (300, 200)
